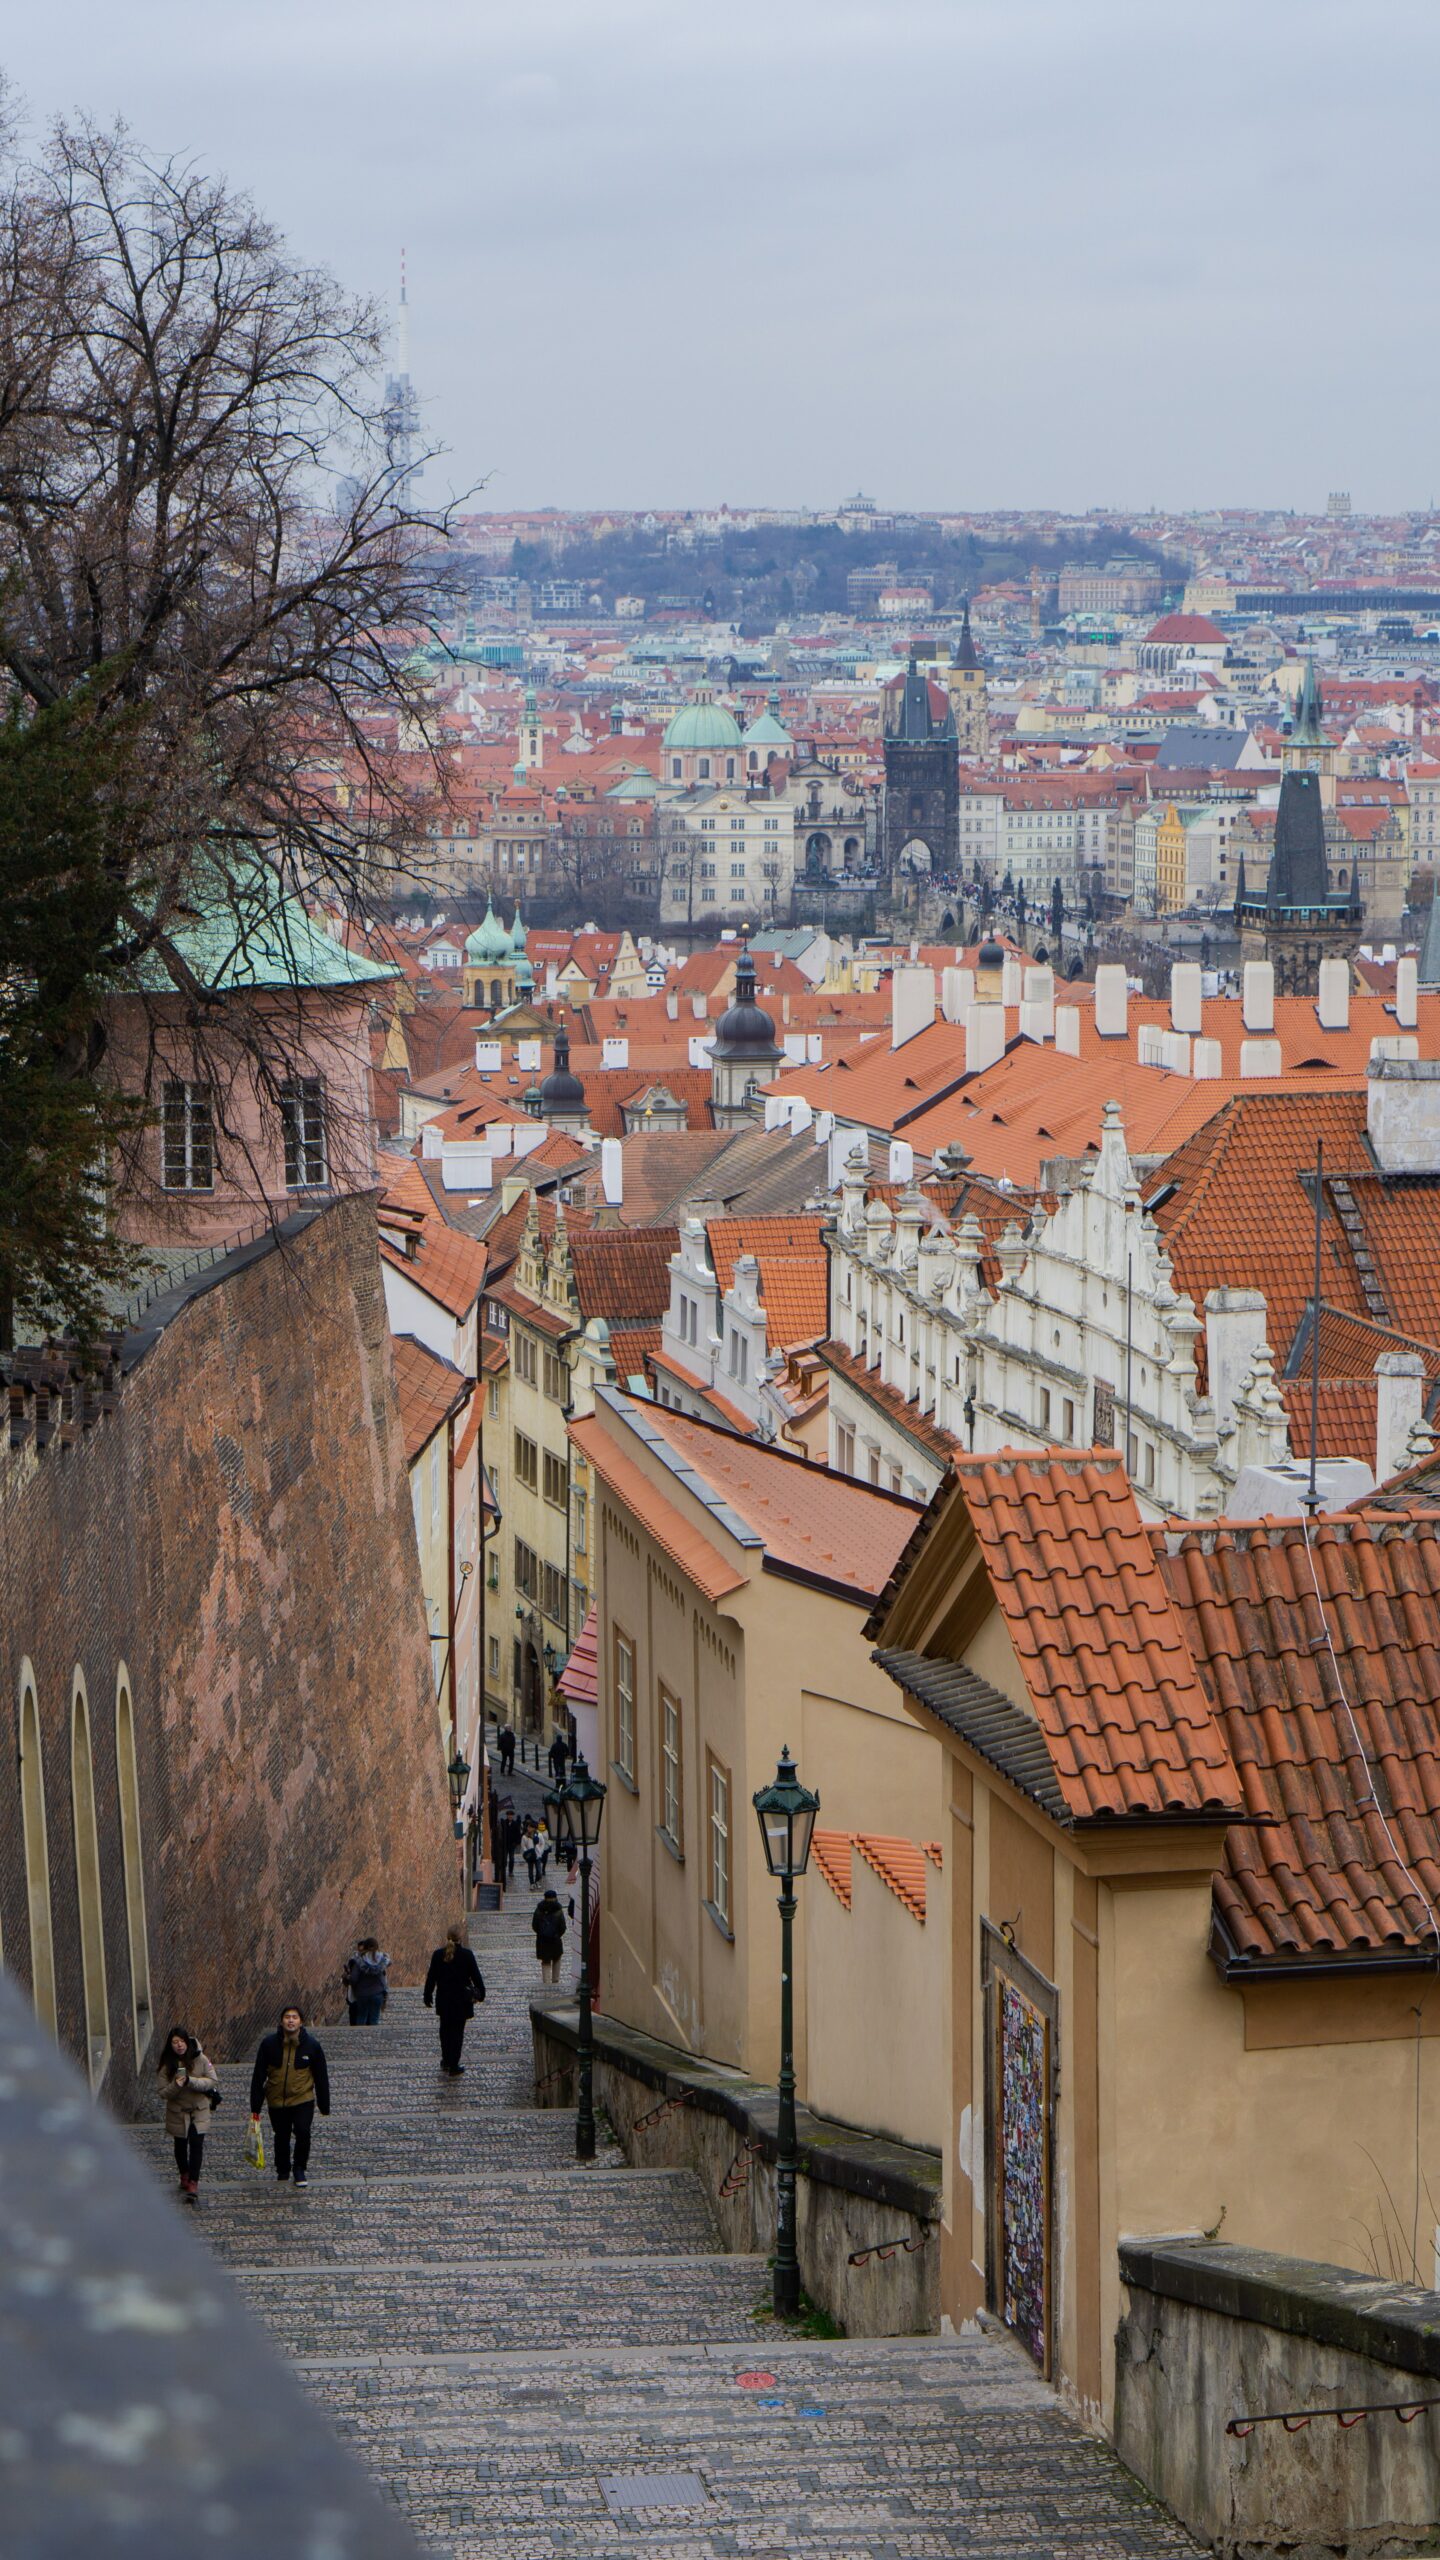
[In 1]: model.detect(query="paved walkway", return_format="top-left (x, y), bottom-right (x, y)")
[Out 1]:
top-left (133, 1815), bottom-right (1194, 2556)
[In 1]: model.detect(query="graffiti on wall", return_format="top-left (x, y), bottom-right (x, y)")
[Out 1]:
top-left (998, 1976), bottom-right (1050, 2370)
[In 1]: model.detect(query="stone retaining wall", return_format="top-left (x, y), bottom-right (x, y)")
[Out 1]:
top-left (532, 1999), bottom-right (941, 2338)
top-left (1115, 2237), bottom-right (1440, 2560)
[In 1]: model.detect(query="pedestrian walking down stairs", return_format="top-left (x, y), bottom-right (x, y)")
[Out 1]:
top-left (130, 1874), bottom-right (1193, 2558)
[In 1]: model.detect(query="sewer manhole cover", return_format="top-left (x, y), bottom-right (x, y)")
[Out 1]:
top-left (598, 2473), bottom-right (709, 2512)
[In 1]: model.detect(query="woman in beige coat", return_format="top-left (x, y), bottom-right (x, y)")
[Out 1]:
top-left (157, 2025), bottom-right (219, 2202)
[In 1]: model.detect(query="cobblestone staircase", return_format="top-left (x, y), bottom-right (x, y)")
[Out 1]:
top-left (133, 1868), bottom-right (1194, 2557)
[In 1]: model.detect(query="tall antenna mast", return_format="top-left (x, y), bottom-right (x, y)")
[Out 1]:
top-left (398, 247), bottom-right (411, 381)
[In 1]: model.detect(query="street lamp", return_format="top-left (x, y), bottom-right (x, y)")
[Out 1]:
top-left (753, 1746), bottom-right (819, 2319)
top-left (553, 1752), bottom-right (607, 2162)
top-left (447, 1749), bottom-right (471, 1825)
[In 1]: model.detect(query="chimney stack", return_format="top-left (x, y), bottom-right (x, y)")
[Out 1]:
top-left (1375, 1352), bottom-right (1424, 1484)
top-left (1316, 956), bottom-right (1350, 1031)
top-left (1242, 960), bottom-right (1274, 1032)
top-left (890, 965), bottom-right (937, 1050)
top-left (1368, 1056), bottom-right (1440, 1174)
top-left (1169, 961), bottom-right (1203, 1034)
top-left (1093, 963), bottom-right (1128, 1039)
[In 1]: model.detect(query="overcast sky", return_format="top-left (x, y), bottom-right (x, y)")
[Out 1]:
top-left (8, 1), bottom-right (1436, 515)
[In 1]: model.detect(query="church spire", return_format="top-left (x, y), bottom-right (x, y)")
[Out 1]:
top-left (1291, 655), bottom-right (1324, 748)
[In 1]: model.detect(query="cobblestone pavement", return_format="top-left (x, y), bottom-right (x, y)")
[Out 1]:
top-left (136, 1749), bottom-right (1194, 2558)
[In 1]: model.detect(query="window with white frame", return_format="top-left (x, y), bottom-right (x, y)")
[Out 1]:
top-left (280, 1076), bottom-right (328, 1188)
top-left (660, 1686), bottom-right (682, 1847)
top-left (161, 1081), bottom-right (214, 1191)
top-left (614, 1628), bottom-right (636, 1780)
top-left (709, 1757), bottom-right (731, 1926)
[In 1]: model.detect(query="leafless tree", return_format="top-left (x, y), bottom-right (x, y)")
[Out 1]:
top-left (0, 106), bottom-right (469, 1316)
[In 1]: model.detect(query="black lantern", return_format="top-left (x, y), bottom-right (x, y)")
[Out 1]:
top-left (559, 1751), bottom-right (607, 1851)
top-left (752, 1747), bottom-right (819, 1881)
top-left (446, 1749), bottom-right (471, 1813)
top-left (542, 1789), bottom-right (566, 1851)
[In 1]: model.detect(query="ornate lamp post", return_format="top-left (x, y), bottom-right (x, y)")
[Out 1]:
top-left (552, 1753), bottom-right (607, 2162)
top-left (446, 1747), bottom-right (472, 1901)
top-left (752, 1746), bottom-right (819, 2319)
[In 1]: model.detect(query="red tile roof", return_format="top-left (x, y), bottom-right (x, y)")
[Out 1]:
top-left (391, 1334), bottom-right (470, 1463)
top-left (708, 1217), bottom-right (828, 1348)
top-left (377, 1155), bottom-right (489, 1319)
top-left (568, 1413), bottom-right (746, 1604)
top-left (568, 1227), bottom-right (678, 1325)
top-left (633, 1402), bottom-right (923, 1600)
top-left (1160, 1513), bottom-right (1440, 1968)
top-left (854, 1833), bottom-right (928, 1922)
top-left (949, 1451), bottom-right (1241, 1823)
top-left (812, 1830), bottom-right (853, 1908)
top-left (558, 1605), bottom-right (598, 1711)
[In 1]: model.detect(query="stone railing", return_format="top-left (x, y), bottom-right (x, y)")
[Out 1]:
top-left (0, 1971), bottom-right (419, 2554)
top-left (532, 1998), bottom-right (940, 2337)
top-left (1115, 2236), bottom-right (1440, 2560)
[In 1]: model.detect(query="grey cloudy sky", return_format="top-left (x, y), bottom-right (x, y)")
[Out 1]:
top-left (8, 1), bottom-right (1437, 514)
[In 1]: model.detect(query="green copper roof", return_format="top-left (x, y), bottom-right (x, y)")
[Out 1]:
top-left (509, 903), bottom-right (528, 954)
top-left (606, 768), bottom-right (658, 800)
top-left (465, 898), bottom-right (513, 963)
top-left (126, 853), bottom-right (395, 994)
top-left (663, 689), bottom-right (742, 753)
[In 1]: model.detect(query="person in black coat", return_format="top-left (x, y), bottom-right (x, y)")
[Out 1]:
top-left (423, 1925), bottom-right (486, 2074)
top-left (248, 2005), bottom-right (331, 2185)
top-left (531, 1887), bottom-right (567, 1986)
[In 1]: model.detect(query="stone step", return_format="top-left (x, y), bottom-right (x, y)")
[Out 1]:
top-left (190, 2172), bottom-right (720, 2265)
top-left (130, 2113), bottom-right (607, 2178)
top-left (295, 2339), bottom-right (1194, 2559)
top-left (234, 2253), bottom-right (771, 2356)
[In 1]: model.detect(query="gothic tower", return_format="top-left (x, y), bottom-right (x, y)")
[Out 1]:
top-left (882, 655), bottom-right (959, 881)
top-left (1236, 668), bottom-right (1359, 997)
top-left (947, 601), bottom-right (990, 758)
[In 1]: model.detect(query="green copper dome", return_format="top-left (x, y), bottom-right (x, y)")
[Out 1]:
top-left (465, 899), bottom-right (512, 964)
top-left (509, 903), bottom-right (528, 954)
top-left (662, 687), bottom-right (742, 753)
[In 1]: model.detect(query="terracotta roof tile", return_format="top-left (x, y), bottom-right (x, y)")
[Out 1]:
top-left (558, 1605), bottom-right (598, 1710)
top-left (1160, 1514), bottom-right (1440, 1967)
top-left (567, 1413), bottom-right (746, 1604)
top-left (708, 1217), bottom-right (828, 1348)
top-left (854, 1832), bottom-right (928, 1922)
top-left (812, 1830), bottom-right (853, 1908)
top-left (632, 1402), bottom-right (923, 1599)
top-left (568, 1227), bottom-right (678, 1324)
top-left (949, 1451), bottom-right (1242, 1823)
top-left (390, 1334), bottom-right (470, 1463)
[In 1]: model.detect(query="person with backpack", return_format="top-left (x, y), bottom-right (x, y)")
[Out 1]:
top-left (531, 1887), bottom-right (566, 1986)
top-left (248, 2004), bottom-right (331, 2187)
top-left (157, 2025), bottom-right (219, 2202)
top-left (342, 1937), bottom-right (390, 2025)
top-left (423, 1924), bottom-right (487, 2075)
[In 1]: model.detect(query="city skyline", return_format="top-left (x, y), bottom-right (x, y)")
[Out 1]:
top-left (9, 0), bottom-right (1440, 514)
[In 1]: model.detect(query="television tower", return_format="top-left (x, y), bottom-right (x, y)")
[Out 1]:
top-left (383, 251), bottom-right (420, 498)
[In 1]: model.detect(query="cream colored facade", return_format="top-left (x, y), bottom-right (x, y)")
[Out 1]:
top-left (579, 1389), bottom-right (944, 2134)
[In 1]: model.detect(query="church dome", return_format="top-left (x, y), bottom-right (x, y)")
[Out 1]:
top-left (978, 939), bottom-right (1005, 969)
top-left (465, 899), bottom-right (512, 964)
top-left (663, 687), bottom-right (742, 753)
top-left (538, 1025), bottom-right (586, 1113)
top-left (711, 947), bottom-right (781, 1060)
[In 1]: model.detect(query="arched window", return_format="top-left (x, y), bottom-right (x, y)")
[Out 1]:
top-left (18, 1664), bottom-right (56, 2035)
top-left (114, 1668), bottom-right (153, 2069)
top-left (70, 1673), bottom-right (110, 2088)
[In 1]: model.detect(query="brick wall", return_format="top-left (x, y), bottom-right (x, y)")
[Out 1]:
top-left (0, 1196), bottom-right (455, 2118)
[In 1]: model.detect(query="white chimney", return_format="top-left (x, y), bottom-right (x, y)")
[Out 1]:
top-left (421, 1121), bottom-right (443, 1159)
top-left (1192, 1036), bottom-right (1222, 1079)
top-left (1137, 1024), bottom-right (1163, 1066)
top-left (763, 1094), bottom-right (787, 1130)
top-left (966, 1007), bottom-right (1007, 1074)
top-left (1396, 954), bottom-right (1418, 1029)
top-left (512, 1122), bottom-right (546, 1159)
top-left (890, 965), bottom-right (937, 1050)
top-left (475, 1038), bottom-right (503, 1072)
top-left (1375, 1352), bottom-right (1425, 1483)
top-left (1160, 1030), bottom-right (1192, 1075)
top-left (941, 966), bottom-right (975, 1023)
top-left (1369, 1056), bottom-right (1440, 1173)
top-left (1382, 942), bottom-right (1398, 965)
top-left (487, 1124), bottom-right (514, 1159)
top-left (666, 990), bottom-right (680, 1020)
top-left (1371, 1034), bottom-right (1420, 1063)
top-left (782, 1033), bottom-right (806, 1064)
top-left (1241, 1037), bottom-right (1283, 1077)
top-left (602, 1036), bottom-right (630, 1067)
top-left (1316, 957), bottom-right (1350, 1031)
top-left (1094, 963), bottom-right (1128, 1038)
top-left (786, 1097), bottom-right (814, 1136)
top-left (1019, 1003), bottom-right (1051, 1043)
top-left (544, 966), bottom-right (559, 999)
top-left (1001, 953), bottom-right (1024, 1006)
top-left (600, 1137), bottom-right (623, 1205)
top-left (814, 1109), bottom-right (834, 1149)
top-left (1242, 961), bottom-right (1274, 1032)
top-left (692, 993), bottom-right (708, 1019)
top-left (827, 1123), bottom-right (854, 1188)
top-left (1022, 966), bottom-right (1055, 1037)
top-left (806, 1032), bottom-right (823, 1063)
top-left (889, 1140), bottom-right (914, 1184)
top-left (687, 1035), bottom-right (714, 1068)
top-left (517, 1038), bottom-right (542, 1072)
top-left (1205, 1289), bottom-right (1271, 1435)
top-left (1169, 961), bottom-right (1203, 1034)
top-left (782, 993), bottom-right (791, 1024)
top-left (1055, 1007), bottom-right (1081, 1056)
top-left (439, 1144), bottom-right (493, 1193)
